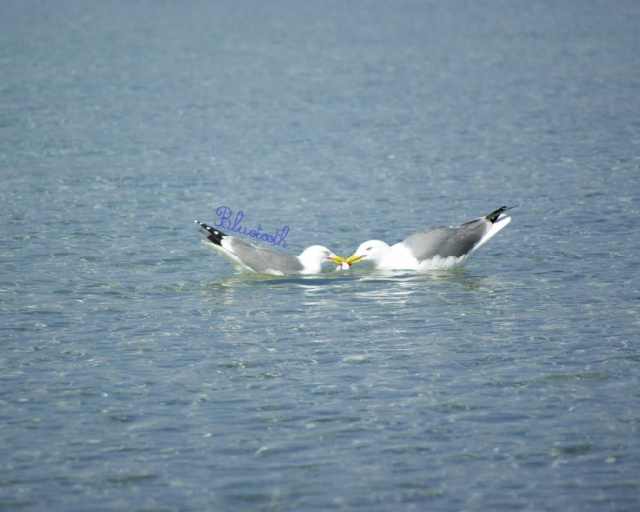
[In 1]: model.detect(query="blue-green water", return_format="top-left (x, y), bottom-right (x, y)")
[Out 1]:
top-left (2, 1), bottom-right (640, 510)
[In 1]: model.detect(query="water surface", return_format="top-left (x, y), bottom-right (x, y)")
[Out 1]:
top-left (2, 1), bottom-right (639, 511)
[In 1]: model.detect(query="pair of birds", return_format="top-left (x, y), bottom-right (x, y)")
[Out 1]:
top-left (195, 206), bottom-right (515, 276)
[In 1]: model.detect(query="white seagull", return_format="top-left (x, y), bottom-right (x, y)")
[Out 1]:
top-left (195, 220), bottom-right (345, 275)
top-left (346, 206), bottom-right (516, 271)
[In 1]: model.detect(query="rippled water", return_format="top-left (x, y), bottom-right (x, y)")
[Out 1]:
top-left (2, 1), bottom-right (640, 511)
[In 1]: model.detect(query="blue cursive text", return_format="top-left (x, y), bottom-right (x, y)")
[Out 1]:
top-left (213, 206), bottom-right (289, 248)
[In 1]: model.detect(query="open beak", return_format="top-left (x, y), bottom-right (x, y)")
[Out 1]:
top-left (345, 254), bottom-right (366, 266)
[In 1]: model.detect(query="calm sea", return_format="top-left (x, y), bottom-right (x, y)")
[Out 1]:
top-left (2, 1), bottom-right (639, 510)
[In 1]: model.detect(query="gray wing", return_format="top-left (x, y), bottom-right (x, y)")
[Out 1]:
top-left (401, 219), bottom-right (489, 261)
top-left (228, 238), bottom-right (304, 274)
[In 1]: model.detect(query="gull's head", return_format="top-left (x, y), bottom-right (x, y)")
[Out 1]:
top-left (297, 246), bottom-right (344, 274)
top-left (348, 240), bottom-right (390, 266)
top-left (300, 246), bottom-right (341, 265)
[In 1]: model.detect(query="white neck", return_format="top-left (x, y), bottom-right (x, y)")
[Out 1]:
top-left (298, 249), bottom-right (324, 274)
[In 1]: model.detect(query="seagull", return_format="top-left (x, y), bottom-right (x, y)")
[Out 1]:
top-left (346, 206), bottom-right (516, 271)
top-left (195, 220), bottom-right (345, 275)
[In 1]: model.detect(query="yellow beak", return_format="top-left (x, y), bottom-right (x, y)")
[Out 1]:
top-left (328, 254), bottom-right (367, 266)
top-left (328, 255), bottom-right (347, 265)
top-left (345, 254), bottom-right (367, 266)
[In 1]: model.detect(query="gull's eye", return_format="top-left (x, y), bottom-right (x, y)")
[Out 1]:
top-left (366, 246), bottom-right (373, 251)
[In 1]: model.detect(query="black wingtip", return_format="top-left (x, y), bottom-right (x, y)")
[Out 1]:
top-left (195, 220), bottom-right (226, 246)
top-left (485, 205), bottom-right (517, 223)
